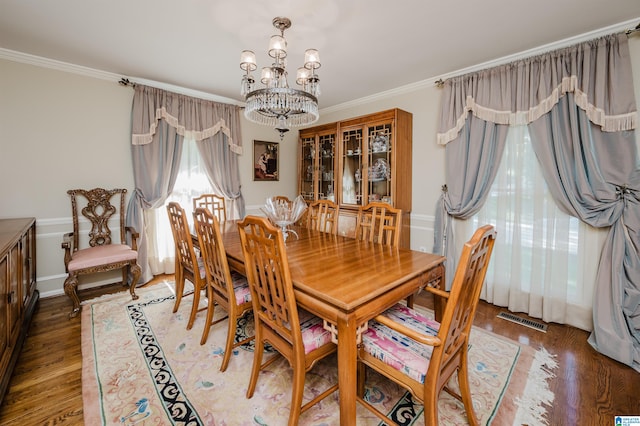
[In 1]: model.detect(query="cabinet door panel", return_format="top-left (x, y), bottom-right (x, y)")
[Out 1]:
top-left (21, 229), bottom-right (35, 306)
top-left (341, 127), bottom-right (363, 206)
top-left (366, 123), bottom-right (393, 204)
top-left (299, 129), bottom-right (337, 202)
top-left (0, 255), bottom-right (8, 365)
top-left (300, 134), bottom-right (316, 201)
top-left (8, 246), bottom-right (19, 342)
top-left (318, 133), bottom-right (336, 202)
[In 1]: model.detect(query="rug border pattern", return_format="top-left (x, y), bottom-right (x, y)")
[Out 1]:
top-left (126, 295), bottom-right (204, 425)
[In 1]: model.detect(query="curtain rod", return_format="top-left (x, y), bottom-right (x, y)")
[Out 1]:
top-left (435, 27), bottom-right (639, 88)
top-left (119, 78), bottom-right (136, 87)
top-left (626, 23), bottom-right (640, 35)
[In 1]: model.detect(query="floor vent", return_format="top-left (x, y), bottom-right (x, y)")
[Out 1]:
top-left (497, 312), bottom-right (548, 332)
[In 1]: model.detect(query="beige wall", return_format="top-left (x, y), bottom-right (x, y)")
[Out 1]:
top-left (2, 37), bottom-right (640, 298)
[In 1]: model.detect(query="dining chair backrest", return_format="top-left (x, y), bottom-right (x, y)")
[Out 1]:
top-left (193, 207), bottom-right (253, 355)
top-left (193, 207), bottom-right (230, 301)
top-left (167, 202), bottom-right (199, 274)
top-left (355, 202), bottom-right (402, 247)
top-left (238, 215), bottom-right (299, 343)
top-left (272, 195), bottom-right (293, 208)
top-left (166, 201), bottom-right (207, 330)
top-left (306, 199), bottom-right (340, 234)
top-left (193, 193), bottom-right (227, 222)
top-left (439, 224), bottom-right (496, 362)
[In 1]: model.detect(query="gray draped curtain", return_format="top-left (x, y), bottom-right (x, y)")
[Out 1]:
top-left (126, 84), bottom-right (245, 284)
top-left (435, 33), bottom-right (640, 370)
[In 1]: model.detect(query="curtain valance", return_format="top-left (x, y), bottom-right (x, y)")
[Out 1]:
top-left (131, 84), bottom-right (243, 154)
top-left (437, 33), bottom-right (637, 145)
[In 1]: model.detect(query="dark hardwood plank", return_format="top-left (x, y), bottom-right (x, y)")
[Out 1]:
top-left (0, 275), bottom-right (638, 425)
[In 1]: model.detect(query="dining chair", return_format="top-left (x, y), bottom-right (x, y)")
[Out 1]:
top-left (61, 188), bottom-right (142, 318)
top-left (305, 199), bottom-right (340, 234)
top-left (193, 193), bottom-right (227, 222)
top-left (237, 215), bottom-right (338, 426)
top-left (355, 201), bottom-right (402, 247)
top-left (356, 225), bottom-right (497, 426)
top-left (272, 195), bottom-right (292, 207)
top-left (355, 201), bottom-right (412, 305)
top-left (166, 202), bottom-right (207, 331)
top-left (193, 207), bottom-right (253, 367)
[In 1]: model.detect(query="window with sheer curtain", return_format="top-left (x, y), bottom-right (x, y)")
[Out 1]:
top-left (455, 126), bottom-right (608, 331)
top-left (146, 138), bottom-right (213, 275)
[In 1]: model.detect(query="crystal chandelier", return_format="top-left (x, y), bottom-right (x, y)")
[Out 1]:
top-left (240, 17), bottom-right (321, 139)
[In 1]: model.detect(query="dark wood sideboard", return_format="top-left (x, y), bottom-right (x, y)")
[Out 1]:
top-left (0, 218), bottom-right (38, 404)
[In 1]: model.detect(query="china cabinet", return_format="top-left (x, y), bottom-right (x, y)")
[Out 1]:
top-left (298, 108), bottom-right (412, 247)
top-left (0, 218), bottom-right (38, 404)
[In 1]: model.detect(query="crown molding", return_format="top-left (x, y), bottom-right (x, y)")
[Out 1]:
top-left (0, 47), bottom-right (243, 105)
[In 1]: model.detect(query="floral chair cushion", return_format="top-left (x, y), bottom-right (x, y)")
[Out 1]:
top-left (362, 303), bottom-right (441, 384)
top-left (298, 308), bottom-right (334, 354)
top-left (231, 271), bottom-right (251, 304)
top-left (196, 257), bottom-right (206, 279)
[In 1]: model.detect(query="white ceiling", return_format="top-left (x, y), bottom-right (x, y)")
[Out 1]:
top-left (2, 0), bottom-right (640, 109)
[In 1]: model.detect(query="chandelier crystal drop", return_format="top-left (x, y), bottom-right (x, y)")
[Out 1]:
top-left (240, 17), bottom-right (321, 139)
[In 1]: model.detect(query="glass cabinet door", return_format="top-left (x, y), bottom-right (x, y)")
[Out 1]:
top-left (366, 122), bottom-right (393, 204)
top-left (299, 131), bottom-right (336, 202)
top-left (318, 133), bottom-right (336, 201)
top-left (300, 134), bottom-right (316, 201)
top-left (341, 128), bottom-right (363, 206)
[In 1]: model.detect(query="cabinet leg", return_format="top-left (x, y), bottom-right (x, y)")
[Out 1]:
top-left (63, 274), bottom-right (81, 318)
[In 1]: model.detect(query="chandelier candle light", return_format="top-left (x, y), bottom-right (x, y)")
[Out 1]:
top-left (240, 17), bottom-right (321, 139)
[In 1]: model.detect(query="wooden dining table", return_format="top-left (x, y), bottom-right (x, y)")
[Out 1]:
top-left (217, 219), bottom-right (446, 424)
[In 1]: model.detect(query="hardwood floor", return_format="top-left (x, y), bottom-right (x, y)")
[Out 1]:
top-left (0, 275), bottom-right (638, 425)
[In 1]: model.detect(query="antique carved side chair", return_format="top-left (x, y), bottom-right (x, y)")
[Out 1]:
top-left (61, 188), bottom-right (141, 318)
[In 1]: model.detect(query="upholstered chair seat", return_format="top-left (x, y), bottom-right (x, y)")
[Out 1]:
top-left (362, 304), bottom-right (440, 383)
top-left (296, 309), bottom-right (335, 354)
top-left (67, 245), bottom-right (138, 271)
top-left (230, 271), bottom-right (251, 304)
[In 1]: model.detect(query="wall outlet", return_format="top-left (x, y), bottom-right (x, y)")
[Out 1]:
top-left (419, 246), bottom-right (427, 252)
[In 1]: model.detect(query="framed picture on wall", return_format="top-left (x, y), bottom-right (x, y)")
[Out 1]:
top-left (253, 140), bottom-right (279, 181)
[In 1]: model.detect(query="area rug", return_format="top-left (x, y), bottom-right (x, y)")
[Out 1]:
top-left (81, 281), bottom-right (557, 425)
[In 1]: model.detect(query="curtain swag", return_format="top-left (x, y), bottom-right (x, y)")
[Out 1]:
top-left (437, 33), bottom-right (637, 145)
top-left (131, 85), bottom-right (243, 154)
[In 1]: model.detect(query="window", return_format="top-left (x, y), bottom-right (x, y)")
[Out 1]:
top-left (146, 139), bottom-right (213, 275)
top-left (455, 126), bottom-right (606, 330)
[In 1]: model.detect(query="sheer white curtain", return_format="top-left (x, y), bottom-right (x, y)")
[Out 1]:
top-left (146, 138), bottom-right (213, 275)
top-left (454, 126), bottom-right (608, 331)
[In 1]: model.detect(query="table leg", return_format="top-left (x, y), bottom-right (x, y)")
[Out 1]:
top-left (431, 263), bottom-right (446, 322)
top-left (337, 313), bottom-right (358, 424)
